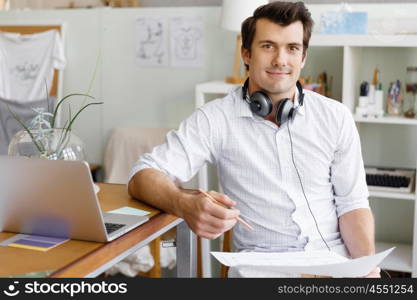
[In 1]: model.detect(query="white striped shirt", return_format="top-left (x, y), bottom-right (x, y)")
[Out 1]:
top-left (129, 87), bottom-right (370, 253)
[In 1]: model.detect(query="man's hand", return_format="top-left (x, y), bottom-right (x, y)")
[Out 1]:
top-left (128, 169), bottom-right (240, 239)
top-left (180, 190), bottom-right (240, 239)
top-left (364, 267), bottom-right (381, 278)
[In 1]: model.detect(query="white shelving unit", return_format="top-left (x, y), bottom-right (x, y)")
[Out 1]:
top-left (319, 34), bottom-right (417, 277)
top-left (355, 116), bottom-right (417, 125)
top-left (376, 242), bottom-right (413, 273)
top-left (310, 34), bottom-right (417, 47)
top-left (195, 33), bottom-right (417, 277)
top-left (369, 190), bottom-right (415, 201)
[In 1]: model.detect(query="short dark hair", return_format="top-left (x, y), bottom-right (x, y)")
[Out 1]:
top-left (241, 1), bottom-right (314, 69)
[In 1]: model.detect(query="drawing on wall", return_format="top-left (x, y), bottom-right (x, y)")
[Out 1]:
top-left (170, 17), bottom-right (204, 68)
top-left (135, 17), bottom-right (168, 67)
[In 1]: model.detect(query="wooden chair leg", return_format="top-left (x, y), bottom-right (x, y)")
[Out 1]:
top-left (197, 236), bottom-right (202, 278)
top-left (148, 237), bottom-right (161, 277)
top-left (220, 230), bottom-right (232, 278)
top-left (138, 238), bottom-right (161, 278)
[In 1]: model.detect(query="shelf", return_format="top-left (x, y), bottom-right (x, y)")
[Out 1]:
top-left (354, 115), bottom-right (417, 125)
top-left (369, 190), bottom-right (415, 201)
top-left (376, 242), bottom-right (413, 273)
top-left (311, 34), bottom-right (417, 47)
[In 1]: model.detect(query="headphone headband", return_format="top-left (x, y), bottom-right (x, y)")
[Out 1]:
top-left (296, 81), bottom-right (304, 106)
top-left (242, 78), bottom-right (304, 107)
top-left (242, 78), bottom-right (304, 125)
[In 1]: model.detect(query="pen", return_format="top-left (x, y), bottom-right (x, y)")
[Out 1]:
top-left (198, 189), bottom-right (255, 231)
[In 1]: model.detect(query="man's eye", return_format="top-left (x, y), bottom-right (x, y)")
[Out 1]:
top-left (262, 44), bottom-right (273, 49)
top-left (289, 46), bottom-right (300, 52)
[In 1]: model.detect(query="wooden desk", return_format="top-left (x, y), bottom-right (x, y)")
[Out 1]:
top-left (0, 183), bottom-right (196, 278)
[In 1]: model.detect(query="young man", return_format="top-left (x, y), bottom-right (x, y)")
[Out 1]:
top-left (128, 1), bottom-right (379, 277)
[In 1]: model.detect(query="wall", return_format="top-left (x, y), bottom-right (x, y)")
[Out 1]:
top-left (0, 7), bottom-right (235, 164)
top-left (7, 0), bottom-right (417, 10)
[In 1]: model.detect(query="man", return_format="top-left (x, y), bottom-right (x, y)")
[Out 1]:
top-left (128, 1), bottom-right (379, 277)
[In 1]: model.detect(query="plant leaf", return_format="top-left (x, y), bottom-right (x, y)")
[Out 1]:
top-left (66, 102), bottom-right (103, 132)
top-left (82, 52), bottom-right (101, 108)
top-left (5, 104), bottom-right (45, 153)
top-left (44, 79), bottom-right (50, 115)
top-left (51, 93), bottom-right (95, 128)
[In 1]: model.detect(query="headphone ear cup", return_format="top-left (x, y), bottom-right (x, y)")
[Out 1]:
top-left (276, 98), bottom-right (294, 125)
top-left (249, 91), bottom-right (273, 117)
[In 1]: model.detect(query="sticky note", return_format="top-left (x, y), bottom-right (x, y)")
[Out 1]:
top-left (108, 206), bottom-right (150, 216)
top-left (13, 239), bottom-right (56, 248)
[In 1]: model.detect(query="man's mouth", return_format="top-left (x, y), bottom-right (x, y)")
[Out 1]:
top-left (266, 70), bottom-right (291, 76)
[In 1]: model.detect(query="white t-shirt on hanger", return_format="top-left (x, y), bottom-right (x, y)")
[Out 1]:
top-left (0, 29), bottom-right (66, 102)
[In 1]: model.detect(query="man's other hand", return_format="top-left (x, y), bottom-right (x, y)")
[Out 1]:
top-left (364, 267), bottom-right (381, 278)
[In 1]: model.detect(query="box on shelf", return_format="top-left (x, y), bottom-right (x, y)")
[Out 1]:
top-left (320, 12), bottom-right (368, 35)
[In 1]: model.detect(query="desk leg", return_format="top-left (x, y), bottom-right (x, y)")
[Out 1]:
top-left (198, 165), bottom-right (212, 277)
top-left (176, 220), bottom-right (197, 277)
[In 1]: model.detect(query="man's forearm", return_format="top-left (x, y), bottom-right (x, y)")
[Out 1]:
top-left (339, 208), bottom-right (375, 258)
top-left (128, 168), bottom-right (239, 240)
top-left (128, 168), bottom-right (192, 218)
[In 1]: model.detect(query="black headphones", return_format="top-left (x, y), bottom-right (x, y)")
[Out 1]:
top-left (242, 78), bottom-right (304, 125)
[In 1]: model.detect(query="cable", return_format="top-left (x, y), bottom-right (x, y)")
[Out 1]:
top-left (287, 121), bottom-right (331, 251)
top-left (381, 268), bottom-right (391, 278)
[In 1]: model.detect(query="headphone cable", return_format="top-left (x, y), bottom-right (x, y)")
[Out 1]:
top-left (287, 122), bottom-right (331, 251)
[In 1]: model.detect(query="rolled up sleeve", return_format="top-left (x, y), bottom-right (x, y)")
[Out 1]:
top-left (128, 108), bottom-right (216, 184)
top-left (331, 106), bottom-right (370, 217)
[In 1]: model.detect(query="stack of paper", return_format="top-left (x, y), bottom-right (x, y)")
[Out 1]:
top-left (211, 248), bottom-right (395, 277)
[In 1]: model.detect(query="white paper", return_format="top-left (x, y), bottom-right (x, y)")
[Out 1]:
top-left (170, 17), bottom-right (204, 68)
top-left (212, 250), bottom-right (348, 267)
top-left (211, 247), bottom-right (395, 278)
top-left (135, 17), bottom-right (169, 67)
top-left (108, 206), bottom-right (150, 217)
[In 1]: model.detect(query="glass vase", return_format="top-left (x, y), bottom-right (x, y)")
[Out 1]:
top-left (8, 128), bottom-right (85, 161)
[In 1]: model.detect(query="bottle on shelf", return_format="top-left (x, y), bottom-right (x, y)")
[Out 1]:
top-left (405, 66), bottom-right (417, 119)
top-left (356, 81), bottom-right (369, 117)
top-left (386, 80), bottom-right (403, 116)
top-left (375, 83), bottom-right (384, 117)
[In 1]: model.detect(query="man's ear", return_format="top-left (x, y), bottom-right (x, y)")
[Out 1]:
top-left (241, 47), bottom-right (251, 66)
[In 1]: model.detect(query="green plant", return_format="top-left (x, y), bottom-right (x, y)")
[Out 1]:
top-left (7, 94), bottom-right (102, 159)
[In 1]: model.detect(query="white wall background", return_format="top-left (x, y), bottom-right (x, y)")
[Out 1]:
top-left (7, 0), bottom-right (417, 10)
top-left (0, 7), bottom-right (235, 164)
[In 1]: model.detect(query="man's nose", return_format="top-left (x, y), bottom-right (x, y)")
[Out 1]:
top-left (271, 48), bottom-right (288, 67)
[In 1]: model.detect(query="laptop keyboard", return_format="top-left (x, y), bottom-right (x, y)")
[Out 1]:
top-left (105, 222), bottom-right (125, 234)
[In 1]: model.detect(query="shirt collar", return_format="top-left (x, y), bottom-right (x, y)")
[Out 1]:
top-left (234, 85), bottom-right (306, 118)
top-left (234, 87), bottom-right (255, 118)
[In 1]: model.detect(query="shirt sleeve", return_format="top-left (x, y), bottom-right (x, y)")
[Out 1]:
top-left (128, 108), bottom-right (216, 184)
top-left (52, 30), bottom-right (66, 70)
top-left (331, 106), bottom-right (370, 217)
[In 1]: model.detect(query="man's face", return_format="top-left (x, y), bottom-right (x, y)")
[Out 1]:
top-left (242, 18), bottom-right (306, 99)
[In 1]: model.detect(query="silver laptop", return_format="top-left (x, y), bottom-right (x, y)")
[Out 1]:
top-left (0, 156), bottom-right (149, 242)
